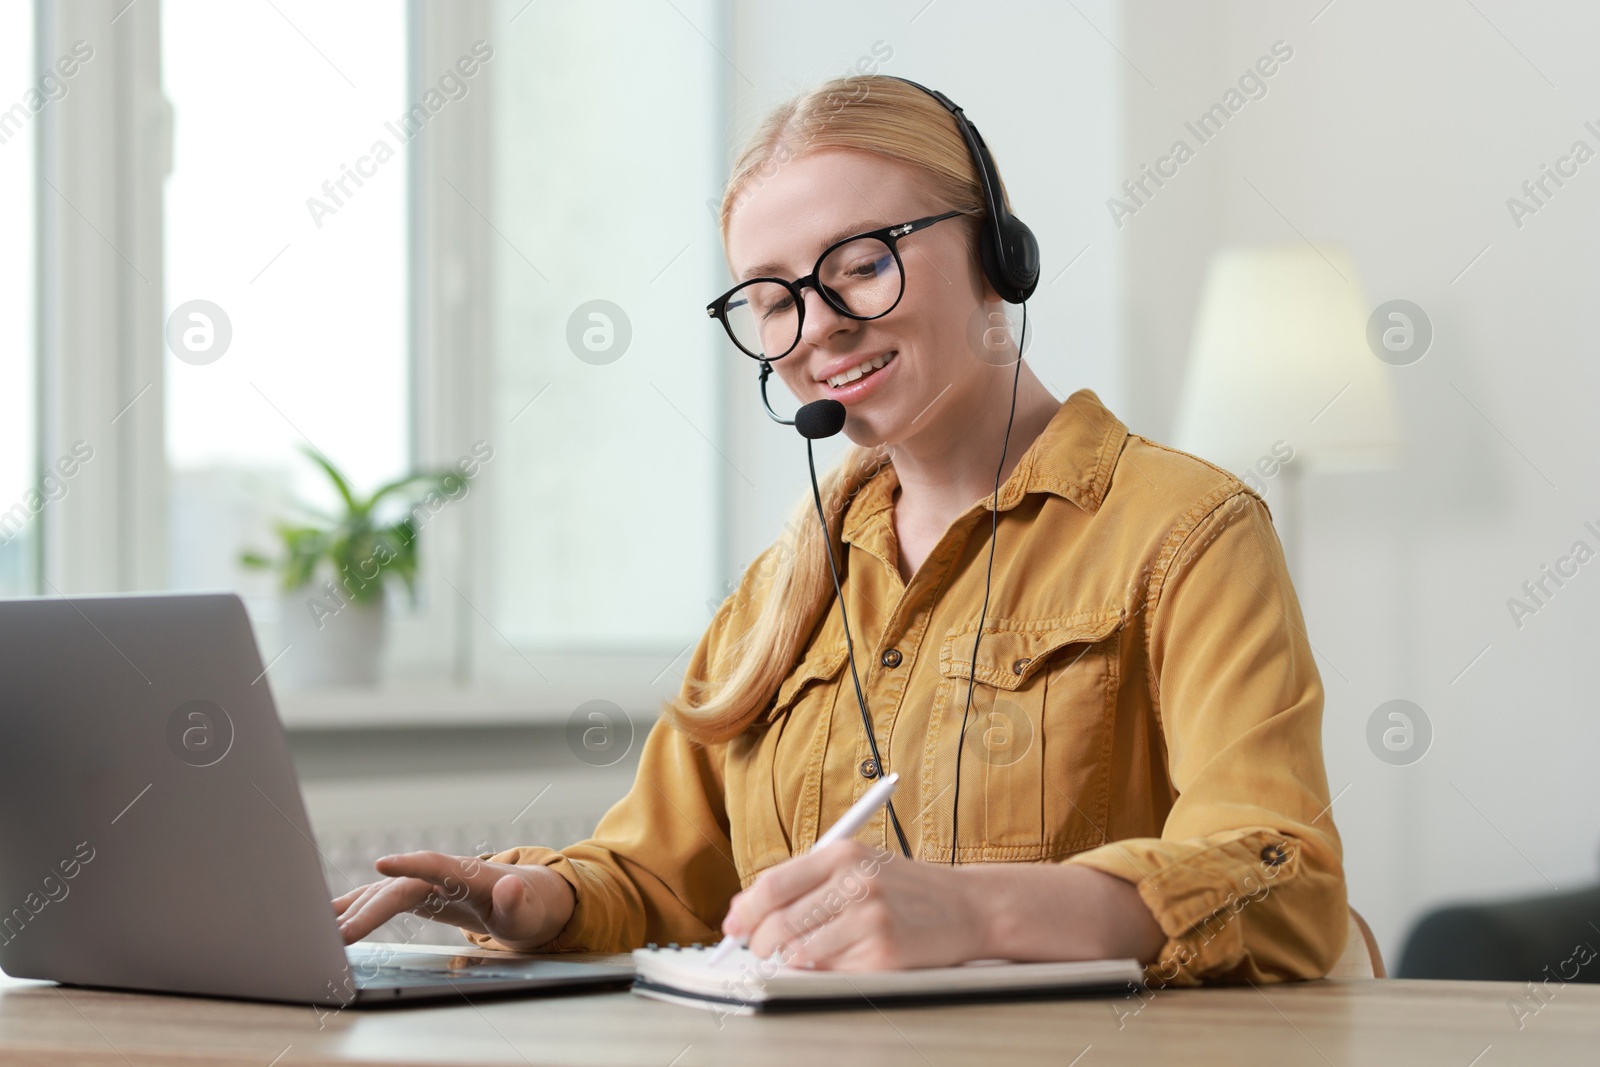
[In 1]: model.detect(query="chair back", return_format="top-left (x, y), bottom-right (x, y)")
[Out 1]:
top-left (1327, 907), bottom-right (1385, 978)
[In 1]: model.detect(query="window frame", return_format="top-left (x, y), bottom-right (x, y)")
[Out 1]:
top-left (0, 0), bottom-right (40, 595)
top-left (33, 0), bottom-right (733, 726)
top-left (402, 0), bottom-right (734, 722)
top-left (36, 0), bottom-right (169, 596)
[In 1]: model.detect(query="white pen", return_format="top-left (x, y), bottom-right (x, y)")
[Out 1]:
top-left (706, 771), bottom-right (900, 966)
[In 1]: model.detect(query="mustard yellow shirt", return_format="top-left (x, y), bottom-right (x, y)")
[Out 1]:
top-left (469, 390), bottom-right (1347, 984)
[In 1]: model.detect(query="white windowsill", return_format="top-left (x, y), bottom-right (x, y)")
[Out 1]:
top-left (269, 645), bottom-right (690, 730)
top-left (273, 685), bottom-right (668, 731)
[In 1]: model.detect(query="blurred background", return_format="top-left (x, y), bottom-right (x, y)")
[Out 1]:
top-left (3, 0), bottom-right (1596, 965)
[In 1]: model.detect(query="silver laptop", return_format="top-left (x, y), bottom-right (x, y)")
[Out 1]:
top-left (0, 591), bottom-right (633, 1005)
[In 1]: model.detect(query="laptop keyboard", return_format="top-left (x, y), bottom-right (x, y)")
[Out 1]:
top-left (347, 948), bottom-right (575, 987)
top-left (355, 963), bottom-right (523, 988)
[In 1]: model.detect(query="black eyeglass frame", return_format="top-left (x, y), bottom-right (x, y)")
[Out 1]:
top-left (705, 210), bottom-right (966, 362)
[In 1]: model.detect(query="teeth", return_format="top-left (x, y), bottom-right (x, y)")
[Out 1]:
top-left (827, 352), bottom-right (893, 388)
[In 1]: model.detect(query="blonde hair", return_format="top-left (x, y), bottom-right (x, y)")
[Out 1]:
top-left (665, 75), bottom-right (1014, 744)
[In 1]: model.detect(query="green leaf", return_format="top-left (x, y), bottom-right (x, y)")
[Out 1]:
top-left (366, 467), bottom-right (470, 518)
top-left (300, 445), bottom-right (361, 518)
top-left (367, 472), bottom-right (437, 508)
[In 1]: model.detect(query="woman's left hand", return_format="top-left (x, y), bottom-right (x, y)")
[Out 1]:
top-left (719, 840), bottom-right (987, 971)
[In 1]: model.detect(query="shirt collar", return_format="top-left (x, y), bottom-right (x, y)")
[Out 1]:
top-left (842, 389), bottom-right (1128, 545)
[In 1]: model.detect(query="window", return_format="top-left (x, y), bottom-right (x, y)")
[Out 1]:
top-left (0, 0), bottom-right (36, 595)
top-left (161, 0), bottom-right (409, 633)
top-left (480, 0), bottom-right (723, 662)
top-left (24, 1), bottom-right (728, 714)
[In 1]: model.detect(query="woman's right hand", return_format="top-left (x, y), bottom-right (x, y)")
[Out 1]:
top-left (332, 851), bottom-right (576, 950)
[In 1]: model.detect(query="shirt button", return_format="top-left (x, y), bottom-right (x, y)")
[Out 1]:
top-left (1012, 657), bottom-right (1031, 675)
top-left (1260, 844), bottom-right (1287, 867)
top-left (880, 648), bottom-right (903, 668)
top-left (858, 757), bottom-right (880, 779)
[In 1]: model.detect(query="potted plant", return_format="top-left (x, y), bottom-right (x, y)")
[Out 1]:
top-left (240, 447), bottom-right (471, 689)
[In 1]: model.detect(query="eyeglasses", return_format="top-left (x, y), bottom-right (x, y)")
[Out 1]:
top-left (706, 210), bottom-right (965, 362)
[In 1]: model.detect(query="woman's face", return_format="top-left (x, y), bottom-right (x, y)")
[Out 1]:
top-left (723, 148), bottom-right (998, 448)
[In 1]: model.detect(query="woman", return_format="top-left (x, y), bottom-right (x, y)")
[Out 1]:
top-left (334, 75), bottom-right (1346, 985)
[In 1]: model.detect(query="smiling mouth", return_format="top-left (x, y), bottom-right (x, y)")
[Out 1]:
top-left (823, 351), bottom-right (897, 388)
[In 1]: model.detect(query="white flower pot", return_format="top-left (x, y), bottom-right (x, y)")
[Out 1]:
top-left (275, 585), bottom-right (387, 689)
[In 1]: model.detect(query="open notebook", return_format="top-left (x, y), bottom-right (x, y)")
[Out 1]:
top-left (631, 944), bottom-right (1144, 1014)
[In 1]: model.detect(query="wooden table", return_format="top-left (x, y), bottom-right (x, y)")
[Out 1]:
top-left (2, 944), bottom-right (1594, 1066)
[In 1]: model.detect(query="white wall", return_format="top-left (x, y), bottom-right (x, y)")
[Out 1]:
top-left (1117, 0), bottom-right (1600, 962)
top-left (722, 0), bottom-right (1124, 574)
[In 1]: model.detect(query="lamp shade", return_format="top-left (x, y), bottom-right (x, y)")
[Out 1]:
top-left (1171, 245), bottom-right (1402, 477)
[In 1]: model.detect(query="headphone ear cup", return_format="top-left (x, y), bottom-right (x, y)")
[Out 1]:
top-left (1002, 217), bottom-right (1040, 301)
top-left (978, 218), bottom-right (1040, 304)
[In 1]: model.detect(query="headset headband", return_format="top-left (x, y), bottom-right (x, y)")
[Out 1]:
top-left (888, 77), bottom-right (1040, 303)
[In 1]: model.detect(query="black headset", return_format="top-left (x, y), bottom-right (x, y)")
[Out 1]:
top-left (760, 78), bottom-right (1037, 865)
top-left (892, 77), bottom-right (1039, 304)
top-left (757, 77), bottom-right (1039, 428)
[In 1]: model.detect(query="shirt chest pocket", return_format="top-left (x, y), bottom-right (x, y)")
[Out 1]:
top-left (725, 642), bottom-right (849, 887)
top-left (927, 610), bottom-right (1124, 863)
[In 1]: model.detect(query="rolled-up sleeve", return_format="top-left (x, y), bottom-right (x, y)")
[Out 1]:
top-left (1063, 490), bottom-right (1347, 985)
top-left (465, 609), bottom-right (743, 953)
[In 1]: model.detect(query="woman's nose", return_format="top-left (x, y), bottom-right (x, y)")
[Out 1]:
top-left (796, 286), bottom-right (856, 349)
